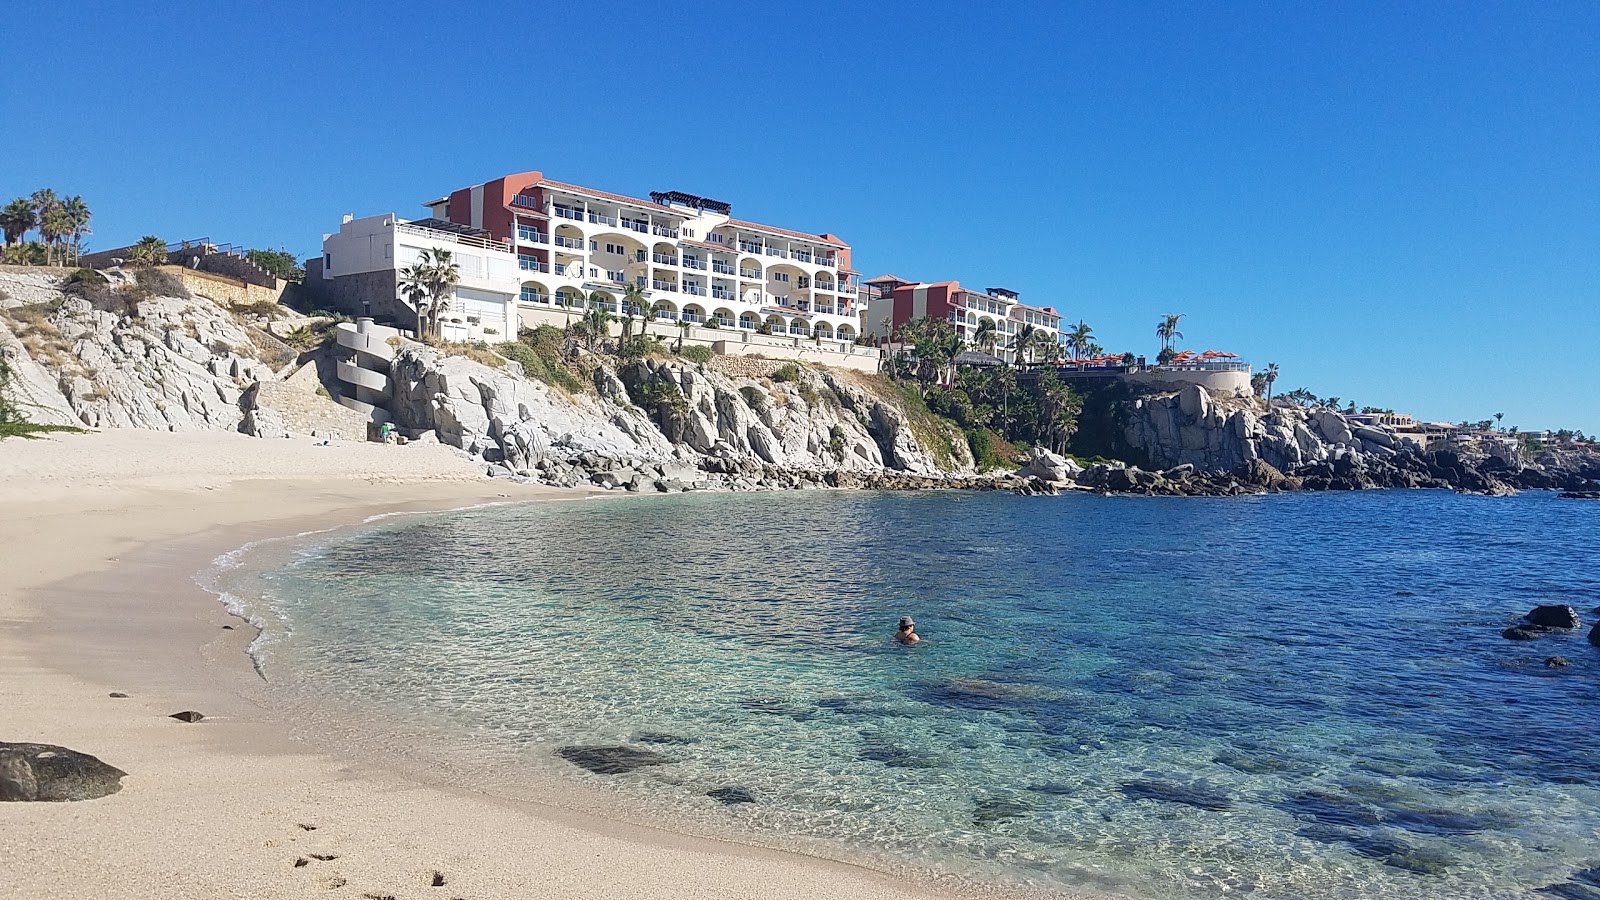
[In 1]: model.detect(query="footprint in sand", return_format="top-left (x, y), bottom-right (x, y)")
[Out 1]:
top-left (318, 875), bottom-right (347, 890)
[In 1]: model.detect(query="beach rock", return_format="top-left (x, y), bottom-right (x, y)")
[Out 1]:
top-left (0, 741), bottom-right (127, 801)
top-left (1018, 447), bottom-right (1080, 482)
top-left (168, 710), bottom-right (205, 723)
top-left (556, 745), bottom-right (668, 775)
top-left (1119, 778), bottom-right (1233, 811)
top-left (1590, 624), bottom-right (1600, 648)
top-left (1546, 657), bottom-right (1571, 669)
top-left (706, 787), bottom-right (756, 805)
top-left (108, 692), bottom-right (129, 698)
top-left (1502, 626), bottom-right (1548, 641)
top-left (1527, 605), bottom-right (1581, 630)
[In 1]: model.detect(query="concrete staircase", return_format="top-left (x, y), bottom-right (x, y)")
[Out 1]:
top-left (334, 318), bottom-right (398, 423)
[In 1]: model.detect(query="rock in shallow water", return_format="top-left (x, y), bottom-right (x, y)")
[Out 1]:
top-left (1119, 778), bottom-right (1233, 811)
top-left (1527, 605), bottom-right (1581, 630)
top-left (0, 741), bottom-right (127, 801)
top-left (706, 787), bottom-right (756, 805)
top-left (1503, 625), bottom-right (1549, 641)
top-left (556, 745), bottom-right (669, 775)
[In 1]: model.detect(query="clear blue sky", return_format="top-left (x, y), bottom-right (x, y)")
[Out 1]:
top-left (5, 1), bottom-right (1596, 432)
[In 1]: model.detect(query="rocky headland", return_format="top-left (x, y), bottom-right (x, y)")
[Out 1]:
top-left (4, 266), bottom-right (1595, 499)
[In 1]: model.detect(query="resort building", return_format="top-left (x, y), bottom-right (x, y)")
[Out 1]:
top-left (310, 213), bottom-right (521, 343)
top-left (425, 172), bottom-right (872, 359)
top-left (862, 276), bottom-right (1067, 364)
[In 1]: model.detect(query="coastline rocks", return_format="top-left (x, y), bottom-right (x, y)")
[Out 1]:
top-left (1019, 447), bottom-right (1081, 482)
top-left (706, 787), bottom-right (756, 805)
top-left (556, 745), bottom-right (669, 775)
top-left (0, 741), bottom-right (127, 801)
top-left (1546, 657), bottom-right (1571, 669)
top-left (1502, 626), bottom-right (1548, 641)
top-left (1591, 625), bottom-right (1600, 648)
top-left (1527, 605), bottom-right (1581, 630)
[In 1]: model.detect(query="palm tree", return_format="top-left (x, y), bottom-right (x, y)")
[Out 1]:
top-left (1493, 411), bottom-right (1505, 430)
top-left (675, 316), bottom-right (692, 353)
top-left (61, 196), bottom-right (91, 266)
top-left (1064, 320), bottom-right (1093, 361)
top-left (398, 261), bottom-right (431, 338)
top-left (994, 364), bottom-right (1018, 436)
top-left (420, 248), bottom-right (460, 339)
top-left (1156, 313), bottom-right (1185, 352)
top-left (1264, 362), bottom-right (1279, 404)
top-left (1009, 323), bottom-right (1038, 366)
top-left (127, 235), bottom-right (168, 267)
top-left (973, 319), bottom-right (998, 355)
top-left (581, 299), bottom-right (614, 352)
top-left (1, 198), bottom-right (37, 246)
top-left (620, 281), bottom-right (648, 351)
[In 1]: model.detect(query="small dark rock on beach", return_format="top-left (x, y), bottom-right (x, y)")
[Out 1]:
top-left (168, 710), bottom-right (205, 723)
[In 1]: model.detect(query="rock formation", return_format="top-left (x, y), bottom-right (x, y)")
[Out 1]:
top-left (0, 741), bottom-right (127, 801)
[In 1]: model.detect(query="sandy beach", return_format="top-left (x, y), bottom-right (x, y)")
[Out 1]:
top-left (0, 430), bottom-right (1092, 900)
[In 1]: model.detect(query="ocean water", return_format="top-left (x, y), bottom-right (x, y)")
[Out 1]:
top-left (215, 490), bottom-right (1600, 898)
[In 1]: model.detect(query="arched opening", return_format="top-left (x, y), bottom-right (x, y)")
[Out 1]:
top-left (682, 303), bottom-right (707, 324)
top-left (587, 290), bottom-right (617, 313)
top-left (837, 323), bottom-right (857, 341)
top-left (738, 312), bottom-right (758, 331)
top-left (711, 307), bottom-right (736, 328)
top-left (652, 299), bottom-right (678, 322)
top-left (814, 322), bottom-right (835, 340)
top-left (519, 280), bottom-right (551, 304)
top-left (788, 317), bottom-right (810, 336)
top-left (763, 314), bottom-right (786, 335)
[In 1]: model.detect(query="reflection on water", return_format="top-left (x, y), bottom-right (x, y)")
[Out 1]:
top-left (225, 490), bottom-right (1600, 899)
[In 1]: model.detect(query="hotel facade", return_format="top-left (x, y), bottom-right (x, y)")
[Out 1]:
top-left (433, 172), bottom-right (864, 343)
top-left (863, 276), bottom-right (1067, 364)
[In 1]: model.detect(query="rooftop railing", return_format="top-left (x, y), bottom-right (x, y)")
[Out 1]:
top-left (395, 222), bottom-right (509, 252)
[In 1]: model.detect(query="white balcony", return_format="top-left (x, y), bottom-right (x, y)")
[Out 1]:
top-left (739, 270), bottom-right (762, 280)
top-left (554, 235), bottom-right (584, 249)
top-left (739, 241), bottom-right (764, 254)
top-left (652, 280), bottom-right (679, 292)
top-left (711, 261), bottom-right (736, 275)
top-left (652, 225), bottom-right (680, 238)
top-left (520, 288), bottom-right (550, 304)
top-left (517, 226), bottom-right (548, 245)
top-left (622, 219), bottom-right (649, 234)
top-left (518, 258), bottom-right (548, 273)
top-left (681, 256), bottom-right (707, 270)
top-left (682, 283), bottom-right (705, 296)
top-left (816, 257), bottom-right (837, 268)
top-left (554, 206), bottom-right (583, 221)
top-left (588, 212), bottom-right (619, 226)
top-left (711, 287), bottom-right (734, 300)
top-left (651, 253), bottom-right (679, 266)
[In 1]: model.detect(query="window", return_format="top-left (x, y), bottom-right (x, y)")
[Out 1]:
top-left (383, 244), bottom-right (391, 259)
top-left (323, 253), bottom-right (331, 272)
top-left (772, 272), bottom-right (790, 283)
top-left (683, 228), bottom-right (695, 238)
top-left (605, 242), bottom-right (625, 255)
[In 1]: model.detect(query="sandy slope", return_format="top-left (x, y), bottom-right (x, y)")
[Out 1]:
top-left (0, 430), bottom-right (1095, 900)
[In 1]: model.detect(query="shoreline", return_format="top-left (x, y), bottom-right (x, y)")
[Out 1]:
top-left (0, 430), bottom-right (1103, 900)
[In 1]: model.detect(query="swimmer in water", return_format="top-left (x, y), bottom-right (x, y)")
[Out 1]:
top-left (895, 616), bottom-right (920, 645)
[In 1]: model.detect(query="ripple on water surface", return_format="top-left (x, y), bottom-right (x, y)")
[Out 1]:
top-left (220, 489), bottom-right (1600, 899)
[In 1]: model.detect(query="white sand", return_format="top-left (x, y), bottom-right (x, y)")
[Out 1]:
top-left (0, 430), bottom-right (1105, 900)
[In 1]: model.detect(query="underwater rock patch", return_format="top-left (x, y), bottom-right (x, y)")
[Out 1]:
top-left (556, 745), bottom-right (669, 775)
top-left (1119, 779), bottom-right (1233, 811)
top-left (706, 787), bottom-right (756, 805)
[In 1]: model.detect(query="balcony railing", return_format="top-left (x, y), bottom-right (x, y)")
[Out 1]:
top-left (518, 258), bottom-right (548, 273)
top-left (554, 263), bottom-right (572, 276)
top-left (520, 289), bottom-right (549, 303)
top-left (588, 212), bottom-right (618, 226)
top-left (554, 206), bottom-right (583, 221)
top-left (394, 222), bottom-right (508, 253)
top-left (739, 270), bottom-right (762, 280)
top-left (517, 226), bottom-right (548, 244)
top-left (816, 257), bottom-right (837, 267)
top-left (682, 283), bottom-right (705, 296)
top-left (711, 287), bottom-right (733, 300)
top-left (622, 219), bottom-right (649, 234)
top-left (554, 235), bottom-right (584, 249)
top-left (766, 247), bottom-right (786, 258)
top-left (712, 316), bottom-right (734, 328)
top-left (681, 256), bottom-right (706, 270)
top-left (739, 241), bottom-right (764, 254)
top-left (793, 252), bottom-right (813, 263)
top-left (711, 261), bottom-right (735, 275)
top-left (652, 253), bottom-right (678, 266)
top-left (652, 225), bottom-right (680, 238)
top-left (653, 311), bottom-right (677, 322)
top-left (681, 312), bottom-right (706, 324)
top-left (813, 305), bottom-right (836, 316)
top-left (606, 270), bottom-right (626, 284)
top-left (652, 280), bottom-right (678, 292)
top-left (815, 282), bottom-right (835, 292)
top-left (511, 195), bottom-right (542, 211)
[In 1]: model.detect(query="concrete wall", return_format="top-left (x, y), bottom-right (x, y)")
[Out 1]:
top-left (167, 267), bottom-right (286, 308)
top-left (1126, 367), bottom-right (1253, 395)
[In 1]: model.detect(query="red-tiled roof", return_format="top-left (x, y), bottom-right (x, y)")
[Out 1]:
top-left (728, 218), bottom-right (846, 248)
top-left (864, 274), bottom-right (913, 285)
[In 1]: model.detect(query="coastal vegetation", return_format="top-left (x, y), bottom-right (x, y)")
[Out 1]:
top-left (1, 190), bottom-right (92, 267)
top-left (398, 247), bottom-right (461, 340)
top-left (0, 356), bottom-right (81, 439)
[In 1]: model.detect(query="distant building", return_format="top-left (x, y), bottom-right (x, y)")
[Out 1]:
top-left (862, 276), bottom-right (1064, 364)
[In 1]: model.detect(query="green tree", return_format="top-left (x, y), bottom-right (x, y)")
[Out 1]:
top-left (1065, 320), bottom-right (1094, 360)
top-left (127, 235), bottom-right (168, 267)
top-left (972, 318), bottom-right (999, 354)
top-left (61, 195), bottom-right (91, 266)
top-left (1, 198), bottom-right (37, 246)
top-left (1264, 362), bottom-right (1279, 403)
top-left (398, 261), bottom-right (431, 338)
top-left (1156, 313), bottom-right (1185, 353)
top-left (619, 281), bottom-right (649, 352)
top-left (580, 296), bottom-right (614, 352)
top-left (247, 248), bottom-right (305, 283)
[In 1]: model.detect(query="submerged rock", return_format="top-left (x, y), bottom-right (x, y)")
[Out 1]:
top-left (556, 745), bottom-right (669, 775)
top-left (706, 787), bottom-right (756, 805)
top-left (1590, 625), bottom-right (1600, 648)
top-left (1503, 626), bottom-right (1548, 641)
top-left (1546, 657), bottom-right (1571, 669)
top-left (1119, 778), bottom-right (1233, 811)
top-left (632, 731), bottom-right (695, 746)
top-left (0, 741), bottom-right (127, 801)
top-left (972, 794), bottom-right (1035, 825)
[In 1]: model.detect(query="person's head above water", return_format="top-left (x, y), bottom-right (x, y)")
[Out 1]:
top-left (898, 616), bottom-right (914, 630)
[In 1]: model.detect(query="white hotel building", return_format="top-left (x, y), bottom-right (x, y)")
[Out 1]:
top-left (312, 170), bottom-right (874, 366)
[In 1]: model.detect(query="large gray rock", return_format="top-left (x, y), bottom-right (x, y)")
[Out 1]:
top-left (1020, 447), bottom-right (1081, 481)
top-left (0, 741), bottom-right (127, 801)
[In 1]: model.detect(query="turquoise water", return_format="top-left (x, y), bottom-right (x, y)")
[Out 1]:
top-left (222, 491), bottom-right (1600, 898)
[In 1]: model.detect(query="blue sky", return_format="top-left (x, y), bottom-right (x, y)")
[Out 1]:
top-left (4, 1), bottom-right (1596, 432)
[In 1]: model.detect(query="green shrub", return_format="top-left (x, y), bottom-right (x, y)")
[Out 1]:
top-left (65, 267), bottom-right (108, 287)
top-left (771, 362), bottom-right (800, 383)
top-left (680, 344), bottom-right (713, 365)
top-left (828, 424), bottom-right (847, 461)
top-left (134, 267), bottom-right (190, 299)
top-left (501, 325), bottom-right (586, 393)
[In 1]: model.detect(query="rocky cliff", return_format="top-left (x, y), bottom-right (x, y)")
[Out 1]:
top-left (0, 268), bottom-right (975, 493)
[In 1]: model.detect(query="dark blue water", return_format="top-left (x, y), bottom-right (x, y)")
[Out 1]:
top-left (226, 490), bottom-right (1600, 898)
